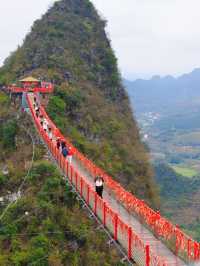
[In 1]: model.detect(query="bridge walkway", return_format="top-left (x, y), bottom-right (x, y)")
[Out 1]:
top-left (27, 93), bottom-right (187, 266)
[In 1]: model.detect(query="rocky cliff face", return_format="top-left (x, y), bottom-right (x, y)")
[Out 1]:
top-left (0, 0), bottom-right (158, 206)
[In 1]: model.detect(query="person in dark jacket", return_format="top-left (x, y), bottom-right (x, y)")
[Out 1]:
top-left (62, 146), bottom-right (68, 158)
top-left (40, 115), bottom-right (44, 126)
top-left (35, 106), bottom-right (40, 118)
top-left (48, 127), bottom-right (53, 141)
top-left (95, 176), bottom-right (104, 198)
top-left (56, 138), bottom-right (61, 150)
top-left (61, 140), bottom-right (66, 150)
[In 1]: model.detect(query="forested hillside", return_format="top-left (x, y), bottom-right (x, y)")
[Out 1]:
top-left (0, 0), bottom-right (158, 205)
top-left (0, 92), bottom-right (124, 265)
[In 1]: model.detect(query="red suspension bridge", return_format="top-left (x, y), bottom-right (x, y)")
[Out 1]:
top-left (8, 78), bottom-right (200, 266)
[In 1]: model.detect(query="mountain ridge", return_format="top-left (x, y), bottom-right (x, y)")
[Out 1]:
top-left (124, 67), bottom-right (200, 113)
top-left (0, 0), bottom-right (158, 205)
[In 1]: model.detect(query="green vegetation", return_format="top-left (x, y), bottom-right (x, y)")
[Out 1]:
top-left (154, 163), bottom-right (200, 240)
top-left (154, 164), bottom-right (200, 199)
top-left (182, 219), bottom-right (200, 242)
top-left (171, 165), bottom-right (197, 178)
top-left (0, 120), bottom-right (18, 149)
top-left (0, 92), bottom-right (9, 105)
top-left (0, 91), bottom-right (125, 265)
top-left (0, 160), bottom-right (124, 265)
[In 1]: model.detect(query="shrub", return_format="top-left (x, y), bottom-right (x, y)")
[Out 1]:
top-left (47, 96), bottom-right (66, 119)
top-left (2, 120), bottom-right (18, 149)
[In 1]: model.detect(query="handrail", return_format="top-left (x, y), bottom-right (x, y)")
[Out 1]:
top-left (7, 83), bottom-right (54, 93)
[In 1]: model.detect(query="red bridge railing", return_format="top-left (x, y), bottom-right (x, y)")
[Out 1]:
top-left (8, 82), bottom-right (54, 94)
top-left (27, 93), bottom-right (200, 264)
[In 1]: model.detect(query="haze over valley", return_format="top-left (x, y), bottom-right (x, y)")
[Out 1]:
top-left (125, 69), bottom-right (200, 239)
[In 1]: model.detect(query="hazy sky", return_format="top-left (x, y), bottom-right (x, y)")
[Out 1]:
top-left (0, 0), bottom-right (200, 80)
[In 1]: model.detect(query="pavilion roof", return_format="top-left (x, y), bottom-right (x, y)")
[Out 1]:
top-left (19, 76), bottom-right (39, 82)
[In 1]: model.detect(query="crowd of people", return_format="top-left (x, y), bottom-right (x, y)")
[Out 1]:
top-left (32, 95), bottom-right (104, 198)
top-left (33, 96), bottom-right (74, 165)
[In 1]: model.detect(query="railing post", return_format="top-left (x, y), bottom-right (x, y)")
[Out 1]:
top-left (56, 148), bottom-right (59, 162)
top-left (145, 245), bottom-right (150, 266)
top-left (63, 159), bottom-right (67, 176)
top-left (60, 155), bottom-right (64, 171)
top-left (128, 227), bottom-right (132, 259)
top-left (62, 157), bottom-right (66, 172)
top-left (103, 202), bottom-right (106, 227)
top-left (114, 214), bottom-right (118, 241)
top-left (94, 193), bottom-right (97, 215)
top-left (188, 239), bottom-right (191, 259)
top-left (87, 185), bottom-right (90, 205)
top-left (58, 153), bottom-right (62, 169)
top-left (75, 172), bottom-right (78, 191)
top-left (50, 141), bottom-right (53, 153)
top-left (70, 165), bottom-right (73, 183)
top-left (52, 144), bottom-right (54, 157)
top-left (66, 160), bottom-right (69, 178)
top-left (80, 178), bottom-right (83, 197)
top-left (175, 225), bottom-right (179, 255)
top-left (194, 242), bottom-right (199, 260)
top-left (53, 145), bottom-right (56, 158)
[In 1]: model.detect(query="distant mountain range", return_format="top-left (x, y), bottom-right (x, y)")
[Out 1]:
top-left (124, 68), bottom-right (200, 113)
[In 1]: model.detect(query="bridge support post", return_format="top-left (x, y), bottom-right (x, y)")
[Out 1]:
top-left (87, 185), bottom-right (90, 205)
top-left (114, 214), bottom-right (118, 241)
top-left (103, 202), bottom-right (106, 227)
top-left (80, 178), bottom-right (83, 197)
top-left (75, 172), bottom-right (78, 191)
top-left (58, 153), bottom-right (62, 169)
top-left (187, 239), bottom-right (191, 259)
top-left (145, 245), bottom-right (150, 266)
top-left (66, 161), bottom-right (69, 178)
top-left (70, 165), bottom-right (73, 183)
top-left (128, 227), bottom-right (132, 259)
top-left (94, 193), bottom-right (97, 216)
top-left (194, 242), bottom-right (199, 260)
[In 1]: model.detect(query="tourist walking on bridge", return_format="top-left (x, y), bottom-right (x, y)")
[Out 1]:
top-left (48, 127), bottom-right (53, 141)
top-left (43, 118), bottom-right (48, 132)
top-left (40, 115), bottom-right (44, 127)
top-left (62, 145), bottom-right (68, 158)
top-left (61, 140), bottom-right (66, 150)
top-left (35, 106), bottom-right (40, 118)
top-left (56, 138), bottom-right (61, 150)
top-left (67, 146), bottom-right (74, 164)
top-left (95, 176), bottom-right (104, 198)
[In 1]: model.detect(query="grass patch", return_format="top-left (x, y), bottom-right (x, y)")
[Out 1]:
top-left (171, 165), bottom-right (198, 178)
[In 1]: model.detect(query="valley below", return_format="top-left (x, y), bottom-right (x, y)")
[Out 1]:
top-left (124, 73), bottom-right (200, 240)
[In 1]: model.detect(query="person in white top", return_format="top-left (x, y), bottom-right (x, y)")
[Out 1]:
top-left (48, 127), bottom-right (53, 141)
top-left (43, 118), bottom-right (48, 132)
top-left (67, 146), bottom-right (74, 164)
top-left (95, 176), bottom-right (104, 198)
